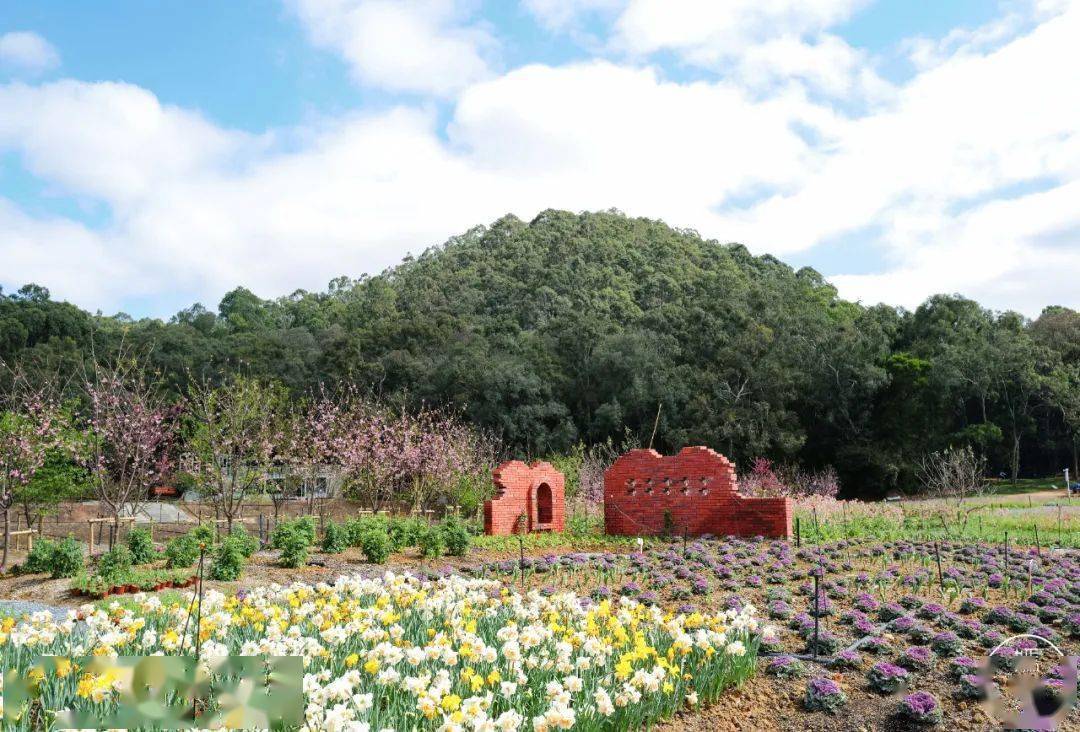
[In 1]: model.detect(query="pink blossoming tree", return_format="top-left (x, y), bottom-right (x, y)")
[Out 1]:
top-left (186, 375), bottom-right (287, 532)
top-left (0, 367), bottom-right (64, 570)
top-left (84, 357), bottom-right (178, 534)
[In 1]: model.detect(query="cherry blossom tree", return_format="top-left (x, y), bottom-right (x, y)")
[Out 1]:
top-left (288, 386), bottom-right (495, 513)
top-left (186, 375), bottom-right (287, 532)
top-left (84, 357), bottom-right (178, 533)
top-left (0, 367), bottom-right (64, 570)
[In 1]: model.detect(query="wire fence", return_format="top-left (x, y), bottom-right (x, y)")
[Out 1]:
top-left (1, 498), bottom-right (462, 558)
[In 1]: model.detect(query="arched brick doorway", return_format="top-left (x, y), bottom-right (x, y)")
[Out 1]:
top-left (536, 482), bottom-right (553, 526)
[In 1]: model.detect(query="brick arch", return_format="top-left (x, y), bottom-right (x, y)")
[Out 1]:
top-left (484, 460), bottom-right (565, 535)
top-left (536, 482), bottom-right (553, 524)
top-left (603, 447), bottom-right (792, 538)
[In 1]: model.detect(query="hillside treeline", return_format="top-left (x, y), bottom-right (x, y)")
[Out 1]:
top-left (2, 209), bottom-right (1077, 498)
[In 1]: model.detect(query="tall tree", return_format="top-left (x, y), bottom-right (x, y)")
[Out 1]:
top-left (187, 375), bottom-right (287, 532)
top-left (0, 366), bottom-right (64, 570)
top-left (84, 355), bottom-right (177, 531)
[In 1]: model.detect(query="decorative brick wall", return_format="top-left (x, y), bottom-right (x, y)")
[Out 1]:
top-left (484, 460), bottom-right (566, 535)
top-left (603, 447), bottom-right (792, 538)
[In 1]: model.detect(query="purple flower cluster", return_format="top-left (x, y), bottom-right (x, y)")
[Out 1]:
top-left (804, 677), bottom-right (847, 714)
top-left (899, 646), bottom-right (934, 672)
top-left (930, 631), bottom-right (961, 656)
top-left (867, 662), bottom-right (910, 694)
top-left (765, 655), bottom-right (807, 679)
top-left (827, 649), bottom-right (862, 671)
top-left (899, 691), bottom-right (943, 725)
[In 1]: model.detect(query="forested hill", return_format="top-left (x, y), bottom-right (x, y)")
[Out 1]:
top-left (2, 209), bottom-right (1077, 498)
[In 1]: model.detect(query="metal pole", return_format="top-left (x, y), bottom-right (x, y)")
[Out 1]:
top-left (1004, 532), bottom-right (1009, 593)
top-left (194, 545), bottom-right (206, 660)
top-left (1034, 524), bottom-right (1041, 558)
top-left (796, 517), bottom-right (801, 548)
top-left (518, 536), bottom-right (525, 593)
top-left (812, 574), bottom-right (820, 660)
top-left (934, 541), bottom-right (943, 590)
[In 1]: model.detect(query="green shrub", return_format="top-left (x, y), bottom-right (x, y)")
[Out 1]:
top-left (388, 517), bottom-right (425, 550)
top-left (126, 526), bottom-right (156, 564)
top-left (276, 524), bottom-right (310, 568)
top-left (418, 524), bottom-right (444, 558)
top-left (344, 518), bottom-right (365, 547)
top-left (228, 525), bottom-right (259, 557)
top-left (296, 516), bottom-right (317, 545)
top-left (96, 545), bottom-right (134, 581)
top-left (164, 534), bottom-right (200, 568)
top-left (440, 515), bottom-right (471, 557)
top-left (345, 515), bottom-right (389, 546)
top-left (209, 536), bottom-right (246, 581)
top-left (50, 537), bottom-right (85, 579)
top-left (359, 529), bottom-right (392, 564)
top-left (23, 538), bottom-right (58, 574)
top-left (321, 520), bottom-right (348, 553)
top-left (190, 523), bottom-right (216, 546)
top-left (566, 513), bottom-right (602, 537)
top-left (272, 517), bottom-right (316, 549)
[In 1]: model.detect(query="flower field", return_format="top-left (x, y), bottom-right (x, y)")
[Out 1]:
top-left (469, 537), bottom-right (1080, 728)
top-left (1, 531), bottom-right (1079, 730)
top-left (0, 573), bottom-right (761, 731)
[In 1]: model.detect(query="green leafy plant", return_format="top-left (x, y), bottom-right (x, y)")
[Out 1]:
top-left (22, 538), bottom-right (58, 574)
top-left (228, 525), bottom-right (259, 557)
top-left (164, 534), bottom-right (200, 568)
top-left (271, 516), bottom-right (317, 549)
top-left (276, 524), bottom-right (310, 568)
top-left (96, 545), bottom-right (134, 581)
top-left (388, 517), bottom-right (425, 550)
top-left (190, 523), bottom-right (216, 546)
top-left (126, 526), bottom-right (157, 564)
top-left (296, 516), bottom-right (317, 545)
top-left (321, 520), bottom-right (348, 553)
top-left (440, 514), bottom-right (471, 557)
top-left (49, 537), bottom-right (84, 579)
top-left (359, 528), bottom-right (392, 564)
top-left (418, 524), bottom-right (444, 558)
top-left (209, 535), bottom-right (246, 581)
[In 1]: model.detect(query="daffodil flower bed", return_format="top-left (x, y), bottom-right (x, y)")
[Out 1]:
top-left (0, 572), bottom-right (762, 731)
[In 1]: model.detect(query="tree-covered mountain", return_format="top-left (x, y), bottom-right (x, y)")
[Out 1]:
top-left (2, 209), bottom-right (1077, 498)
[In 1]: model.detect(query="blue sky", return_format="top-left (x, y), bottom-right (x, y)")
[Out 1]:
top-left (1, 0), bottom-right (1078, 317)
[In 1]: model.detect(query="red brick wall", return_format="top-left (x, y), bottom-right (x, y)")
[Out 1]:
top-left (603, 447), bottom-right (792, 538)
top-left (484, 460), bottom-right (566, 535)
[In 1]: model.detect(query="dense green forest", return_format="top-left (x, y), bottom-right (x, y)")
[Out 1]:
top-left (2, 209), bottom-right (1077, 499)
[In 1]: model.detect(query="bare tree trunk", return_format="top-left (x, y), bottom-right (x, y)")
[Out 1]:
top-left (1011, 432), bottom-right (1021, 484)
top-left (1, 508), bottom-right (10, 571)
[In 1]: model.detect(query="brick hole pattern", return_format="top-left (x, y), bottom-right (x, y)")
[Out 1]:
top-left (484, 460), bottom-right (566, 535)
top-left (603, 446), bottom-right (792, 538)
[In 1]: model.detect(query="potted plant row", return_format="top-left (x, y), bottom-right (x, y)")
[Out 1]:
top-left (71, 567), bottom-right (198, 599)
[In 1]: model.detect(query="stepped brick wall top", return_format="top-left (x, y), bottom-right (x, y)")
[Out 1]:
top-left (603, 447), bottom-right (792, 538)
top-left (484, 460), bottom-right (566, 535)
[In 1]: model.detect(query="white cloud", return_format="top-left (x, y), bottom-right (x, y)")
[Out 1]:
top-left (613, 0), bottom-right (867, 59)
top-left (0, 81), bottom-right (253, 205)
top-left (523, 0), bottom-right (625, 30)
top-left (287, 0), bottom-right (495, 95)
top-left (1, 2), bottom-right (1079, 317)
top-left (0, 31), bottom-right (60, 74)
top-left (730, 1), bottom-right (1080, 285)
